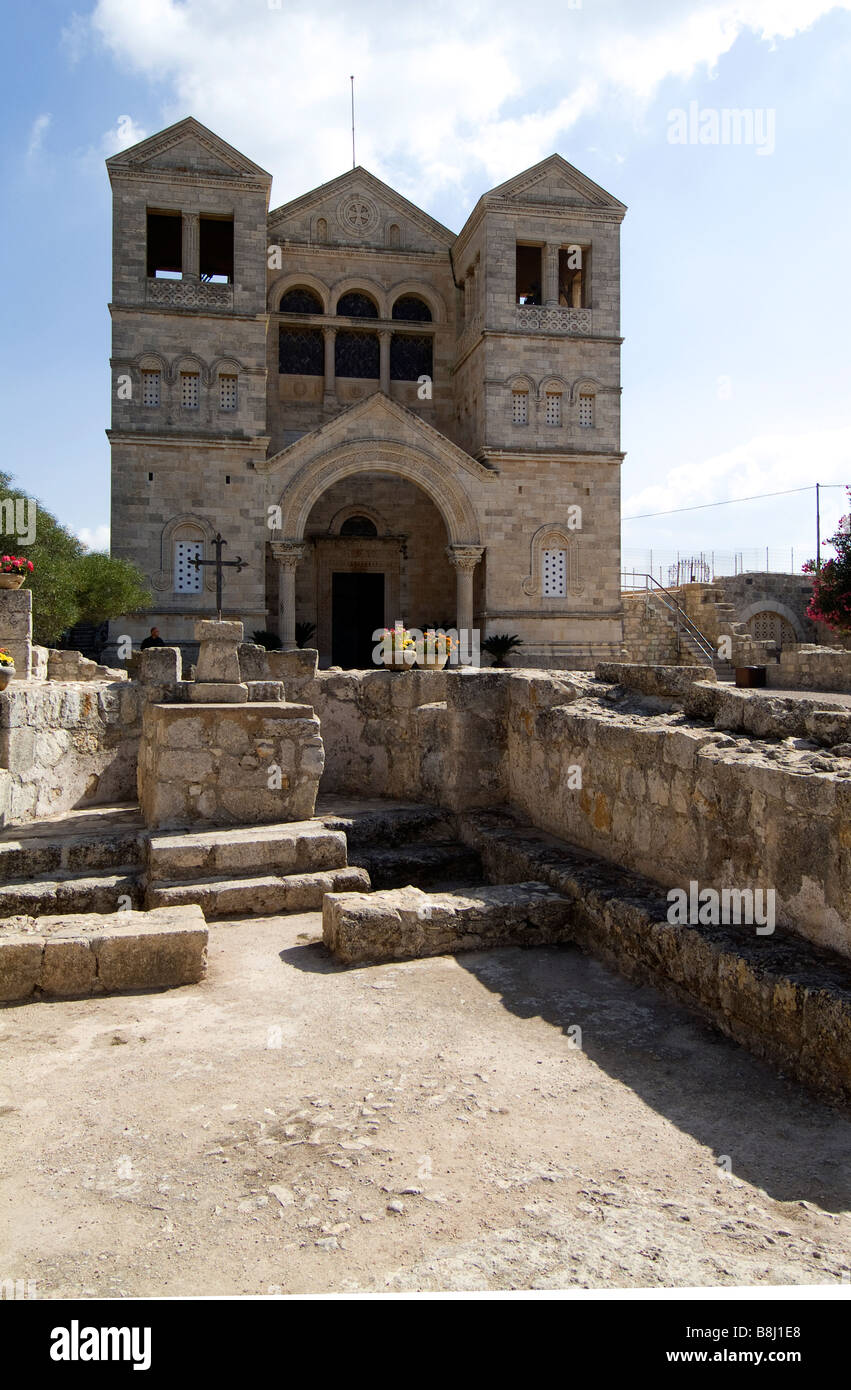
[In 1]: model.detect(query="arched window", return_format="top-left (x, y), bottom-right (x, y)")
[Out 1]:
top-left (387, 224), bottom-right (401, 248)
top-left (336, 291), bottom-right (379, 318)
top-left (390, 333), bottom-right (433, 381)
top-left (279, 327), bottom-right (324, 375)
top-left (335, 331), bottom-right (379, 378)
top-left (392, 294), bottom-right (432, 322)
top-left (339, 515), bottom-right (378, 537)
top-left (316, 218), bottom-right (328, 243)
top-left (279, 286), bottom-right (323, 314)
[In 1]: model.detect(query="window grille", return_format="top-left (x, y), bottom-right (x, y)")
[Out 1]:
top-left (545, 392), bottom-right (561, 426)
top-left (542, 549), bottom-right (567, 597)
top-left (578, 393), bottom-right (595, 427)
top-left (512, 390), bottom-right (528, 425)
top-left (174, 540), bottom-right (203, 593)
top-left (219, 374), bottom-right (238, 410)
top-left (181, 372), bottom-right (200, 409)
top-left (141, 370), bottom-right (160, 407)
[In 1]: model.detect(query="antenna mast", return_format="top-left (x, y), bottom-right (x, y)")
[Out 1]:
top-left (350, 75), bottom-right (356, 168)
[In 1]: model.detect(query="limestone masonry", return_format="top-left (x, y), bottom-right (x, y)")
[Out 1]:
top-left (106, 117), bottom-right (625, 669)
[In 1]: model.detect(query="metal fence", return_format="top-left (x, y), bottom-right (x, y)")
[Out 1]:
top-left (622, 548), bottom-right (805, 588)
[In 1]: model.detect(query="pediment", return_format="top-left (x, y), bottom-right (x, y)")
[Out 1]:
top-left (106, 118), bottom-right (272, 185)
top-left (487, 154), bottom-right (626, 214)
top-left (260, 391), bottom-right (494, 484)
top-left (268, 167), bottom-right (455, 250)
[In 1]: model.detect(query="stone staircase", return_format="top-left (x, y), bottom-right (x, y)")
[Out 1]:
top-left (143, 820), bottom-right (368, 918)
top-left (0, 807), bottom-right (145, 917)
top-left (316, 800), bottom-right (483, 891)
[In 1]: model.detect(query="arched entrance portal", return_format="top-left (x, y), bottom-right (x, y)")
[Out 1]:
top-left (269, 440), bottom-right (484, 663)
top-left (293, 473), bottom-right (456, 667)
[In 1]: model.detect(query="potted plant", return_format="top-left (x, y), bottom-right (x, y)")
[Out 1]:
top-left (0, 649), bottom-right (16, 689)
top-left (376, 625), bottom-right (417, 670)
top-left (417, 628), bottom-right (458, 669)
top-left (0, 555), bottom-right (34, 590)
top-left (482, 632), bottom-right (524, 667)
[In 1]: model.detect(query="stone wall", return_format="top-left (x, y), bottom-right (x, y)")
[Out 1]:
top-left (621, 592), bottom-right (680, 665)
top-left (767, 645), bottom-right (851, 694)
top-left (274, 654), bottom-right (851, 958)
top-left (0, 682), bottom-right (143, 825)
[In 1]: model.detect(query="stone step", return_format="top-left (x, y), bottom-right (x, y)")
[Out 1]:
top-left (316, 801), bottom-right (453, 849)
top-left (0, 905), bottom-right (207, 1002)
top-left (146, 820), bottom-right (347, 883)
top-left (0, 871), bottom-right (143, 918)
top-left (323, 881), bottom-right (573, 964)
top-left (145, 865), bottom-right (369, 918)
top-left (348, 840), bottom-right (483, 890)
top-left (0, 827), bottom-right (145, 884)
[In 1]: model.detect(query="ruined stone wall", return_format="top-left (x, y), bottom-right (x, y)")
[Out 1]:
top-left (768, 645), bottom-right (851, 693)
top-left (0, 682), bottom-right (143, 825)
top-left (277, 658), bottom-right (851, 958)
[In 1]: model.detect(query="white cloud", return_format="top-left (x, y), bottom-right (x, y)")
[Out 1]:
top-left (83, 0), bottom-right (851, 202)
top-left (26, 113), bottom-right (51, 162)
top-left (77, 524), bottom-right (111, 551)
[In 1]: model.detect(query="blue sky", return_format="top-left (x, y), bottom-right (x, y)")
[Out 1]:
top-left (3, 0), bottom-right (851, 577)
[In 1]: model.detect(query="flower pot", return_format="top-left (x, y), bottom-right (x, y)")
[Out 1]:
top-left (0, 574), bottom-right (25, 590)
top-left (417, 651), bottom-right (449, 670)
top-left (0, 666), bottom-right (15, 690)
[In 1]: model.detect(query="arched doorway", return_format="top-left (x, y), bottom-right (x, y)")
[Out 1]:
top-left (292, 472), bottom-right (456, 667)
top-left (746, 610), bottom-right (798, 647)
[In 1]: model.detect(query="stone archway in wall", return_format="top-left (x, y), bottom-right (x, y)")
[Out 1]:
top-left (739, 600), bottom-right (804, 647)
top-left (271, 441), bottom-right (483, 658)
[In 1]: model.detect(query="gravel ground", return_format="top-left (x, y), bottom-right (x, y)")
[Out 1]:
top-left (2, 912), bottom-right (850, 1296)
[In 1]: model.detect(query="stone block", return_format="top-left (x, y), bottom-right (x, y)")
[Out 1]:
top-left (267, 649), bottom-right (318, 681)
top-left (0, 935), bottom-right (43, 1001)
top-left (189, 682), bottom-right (248, 703)
top-left (238, 642), bottom-right (270, 681)
top-left (139, 646), bottom-right (182, 685)
top-left (41, 938), bottom-right (97, 996)
top-left (138, 701), bottom-right (325, 828)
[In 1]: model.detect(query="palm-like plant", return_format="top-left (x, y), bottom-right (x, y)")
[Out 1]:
top-left (482, 632), bottom-right (524, 667)
top-left (295, 621), bottom-right (317, 648)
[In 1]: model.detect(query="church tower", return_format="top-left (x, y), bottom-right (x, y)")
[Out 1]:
top-left (450, 156), bottom-right (626, 664)
top-left (106, 118), bottom-right (272, 647)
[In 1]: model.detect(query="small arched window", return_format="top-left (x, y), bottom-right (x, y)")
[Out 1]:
top-left (316, 217), bottom-right (328, 243)
top-left (339, 515), bottom-right (378, 537)
top-left (336, 291), bottom-right (379, 318)
top-left (279, 287), bottom-right (323, 314)
top-left (392, 295), bottom-right (432, 322)
top-left (387, 224), bottom-right (401, 248)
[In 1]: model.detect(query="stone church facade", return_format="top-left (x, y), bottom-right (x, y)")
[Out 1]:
top-left (106, 118), bottom-right (626, 668)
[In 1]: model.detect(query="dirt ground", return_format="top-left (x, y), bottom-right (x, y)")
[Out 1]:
top-left (2, 913), bottom-right (850, 1296)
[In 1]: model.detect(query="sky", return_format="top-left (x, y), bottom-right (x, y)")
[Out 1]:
top-left (3, 0), bottom-right (851, 577)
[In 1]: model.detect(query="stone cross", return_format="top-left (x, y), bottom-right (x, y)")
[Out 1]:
top-left (191, 532), bottom-right (247, 620)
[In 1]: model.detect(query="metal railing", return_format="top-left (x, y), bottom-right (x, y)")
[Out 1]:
top-left (621, 572), bottom-right (716, 664)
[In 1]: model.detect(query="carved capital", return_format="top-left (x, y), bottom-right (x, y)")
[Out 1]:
top-left (446, 544), bottom-right (484, 573)
top-left (270, 540), bottom-right (307, 572)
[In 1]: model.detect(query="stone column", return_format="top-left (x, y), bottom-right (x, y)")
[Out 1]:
top-left (379, 330), bottom-right (391, 395)
top-left (544, 243), bottom-right (560, 306)
top-left (447, 545), bottom-right (484, 634)
top-left (271, 541), bottom-right (307, 651)
top-left (323, 326), bottom-right (336, 400)
top-left (182, 213), bottom-right (200, 282)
